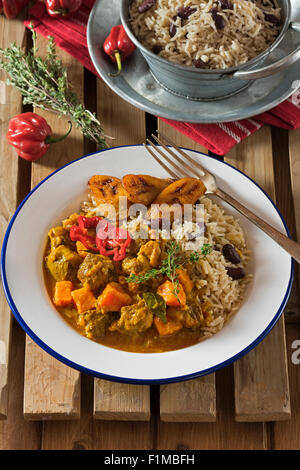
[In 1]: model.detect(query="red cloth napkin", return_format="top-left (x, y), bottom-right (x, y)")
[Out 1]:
top-left (25, 1), bottom-right (300, 156)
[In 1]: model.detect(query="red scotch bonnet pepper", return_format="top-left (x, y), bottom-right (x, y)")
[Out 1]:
top-left (6, 112), bottom-right (72, 161)
top-left (46, 0), bottom-right (82, 17)
top-left (0, 0), bottom-right (29, 18)
top-left (103, 25), bottom-right (136, 77)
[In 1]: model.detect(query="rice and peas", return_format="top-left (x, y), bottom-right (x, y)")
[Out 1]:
top-left (129, 0), bottom-right (281, 69)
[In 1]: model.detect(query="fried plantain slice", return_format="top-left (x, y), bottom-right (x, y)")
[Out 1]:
top-left (88, 175), bottom-right (129, 209)
top-left (122, 174), bottom-right (172, 205)
top-left (153, 177), bottom-right (206, 205)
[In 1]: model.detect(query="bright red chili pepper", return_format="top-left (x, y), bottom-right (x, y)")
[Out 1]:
top-left (103, 25), bottom-right (136, 77)
top-left (46, 0), bottom-right (82, 17)
top-left (0, 0), bottom-right (29, 18)
top-left (6, 112), bottom-right (72, 161)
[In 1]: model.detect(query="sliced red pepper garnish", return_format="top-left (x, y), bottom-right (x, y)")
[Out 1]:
top-left (70, 216), bottom-right (131, 261)
top-left (96, 219), bottom-right (131, 262)
top-left (69, 225), bottom-right (98, 251)
top-left (69, 215), bottom-right (101, 251)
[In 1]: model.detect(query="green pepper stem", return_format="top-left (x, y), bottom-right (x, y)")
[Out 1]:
top-left (108, 51), bottom-right (122, 77)
top-left (45, 121), bottom-right (72, 145)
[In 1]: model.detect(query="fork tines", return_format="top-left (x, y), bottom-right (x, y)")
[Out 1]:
top-left (144, 132), bottom-right (206, 180)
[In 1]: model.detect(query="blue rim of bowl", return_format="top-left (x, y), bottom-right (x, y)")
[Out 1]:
top-left (1, 145), bottom-right (294, 385)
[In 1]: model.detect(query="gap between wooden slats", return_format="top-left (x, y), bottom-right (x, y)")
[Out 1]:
top-left (271, 127), bottom-right (300, 323)
top-left (0, 16), bottom-right (27, 420)
top-left (225, 126), bottom-right (291, 422)
top-left (156, 121), bottom-right (217, 423)
top-left (23, 39), bottom-right (82, 420)
top-left (288, 128), bottom-right (300, 322)
top-left (92, 78), bottom-right (150, 421)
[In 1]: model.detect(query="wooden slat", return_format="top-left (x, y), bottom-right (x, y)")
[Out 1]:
top-left (23, 39), bottom-right (83, 420)
top-left (288, 128), bottom-right (300, 322)
top-left (0, 322), bottom-right (42, 448)
top-left (225, 127), bottom-right (291, 422)
top-left (157, 120), bottom-right (216, 422)
top-left (92, 77), bottom-right (151, 420)
top-left (273, 322), bottom-right (300, 449)
top-left (42, 363), bottom-right (152, 450)
top-left (0, 16), bottom-right (27, 420)
top-left (93, 381), bottom-right (150, 421)
top-left (271, 127), bottom-right (300, 323)
top-left (157, 365), bottom-right (267, 449)
top-left (157, 120), bottom-right (209, 155)
top-left (289, 128), bottom-right (300, 245)
top-left (160, 375), bottom-right (216, 422)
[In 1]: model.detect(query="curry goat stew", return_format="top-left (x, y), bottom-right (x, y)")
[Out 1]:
top-left (43, 232), bottom-right (210, 353)
top-left (43, 174), bottom-right (250, 353)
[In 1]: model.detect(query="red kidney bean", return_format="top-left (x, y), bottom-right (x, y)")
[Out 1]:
top-left (193, 58), bottom-right (209, 69)
top-left (210, 7), bottom-right (225, 29)
top-left (222, 244), bottom-right (241, 264)
top-left (264, 13), bottom-right (281, 25)
top-left (138, 0), bottom-right (156, 13)
top-left (169, 16), bottom-right (178, 38)
top-left (226, 267), bottom-right (245, 280)
top-left (219, 0), bottom-right (233, 10)
top-left (177, 6), bottom-right (197, 19)
top-left (152, 44), bottom-right (162, 54)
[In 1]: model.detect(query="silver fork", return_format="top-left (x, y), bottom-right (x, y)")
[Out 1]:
top-left (144, 131), bottom-right (300, 264)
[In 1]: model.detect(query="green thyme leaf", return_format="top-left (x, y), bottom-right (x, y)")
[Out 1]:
top-left (189, 251), bottom-right (200, 262)
top-left (201, 243), bottom-right (212, 256)
top-left (126, 241), bottom-right (212, 301)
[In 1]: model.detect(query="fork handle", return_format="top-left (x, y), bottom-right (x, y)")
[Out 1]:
top-left (215, 188), bottom-right (300, 264)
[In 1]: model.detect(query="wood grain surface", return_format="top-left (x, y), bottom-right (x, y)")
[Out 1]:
top-left (23, 39), bottom-right (83, 421)
top-left (157, 120), bottom-right (217, 423)
top-left (225, 127), bottom-right (290, 422)
top-left (0, 16), bottom-right (299, 450)
top-left (289, 128), bottom-right (300, 310)
top-left (91, 78), bottom-right (151, 422)
top-left (160, 376), bottom-right (216, 423)
top-left (0, 15), bottom-right (27, 420)
top-left (94, 381), bottom-right (150, 421)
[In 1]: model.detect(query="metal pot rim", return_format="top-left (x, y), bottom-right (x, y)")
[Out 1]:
top-left (120, 0), bottom-right (291, 76)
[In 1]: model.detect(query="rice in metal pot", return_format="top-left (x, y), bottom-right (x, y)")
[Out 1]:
top-left (129, 0), bottom-right (281, 69)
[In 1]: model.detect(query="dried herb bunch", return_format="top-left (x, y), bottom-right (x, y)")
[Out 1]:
top-left (0, 28), bottom-right (107, 149)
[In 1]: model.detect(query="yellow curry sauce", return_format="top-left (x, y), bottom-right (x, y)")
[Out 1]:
top-left (43, 212), bottom-right (212, 353)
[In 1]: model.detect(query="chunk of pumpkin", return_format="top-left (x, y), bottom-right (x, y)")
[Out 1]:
top-left (54, 281), bottom-right (73, 307)
top-left (157, 280), bottom-right (186, 308)
top-left (153, 177), bottom-right (206, 205)
top-left (97, 282), bottom-right (132, 312)
top-left (153, 315), bottom-right (183, 336)
top-left (176, 268), bottom-right (194, 295)
top-left (71, 286), bottom-right (96, 314)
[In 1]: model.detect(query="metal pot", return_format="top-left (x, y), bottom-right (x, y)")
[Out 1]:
top-left (120, 0), bottom-right (300, 101)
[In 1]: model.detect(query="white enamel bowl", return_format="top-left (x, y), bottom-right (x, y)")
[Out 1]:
top-left (1, 146), bottom-right (294, 384)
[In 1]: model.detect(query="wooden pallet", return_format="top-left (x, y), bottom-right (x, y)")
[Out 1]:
top-left (1, 19), bottom-right (300, 446)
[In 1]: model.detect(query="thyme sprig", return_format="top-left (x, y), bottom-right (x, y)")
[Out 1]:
top-left (126, 241), bottom-right (212, 288)
top-left (0, 29), bottom-right (107, 149)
